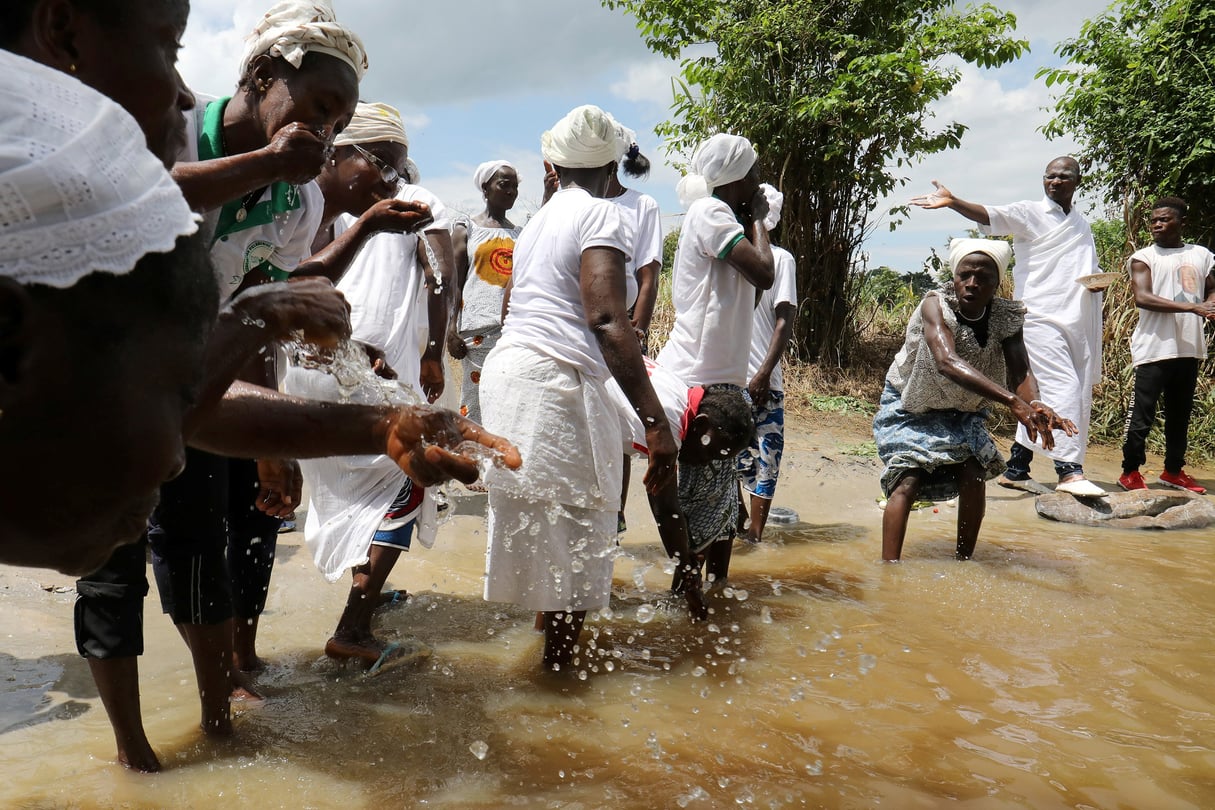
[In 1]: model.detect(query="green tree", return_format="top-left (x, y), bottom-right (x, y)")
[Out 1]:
top-left (604, 0), bottom-right (1027, 363)
top-left (1039, 0), bottom-right (1215, 247)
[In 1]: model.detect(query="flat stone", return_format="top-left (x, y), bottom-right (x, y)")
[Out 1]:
top-left (1035, 489), bottom-right (1215, 530)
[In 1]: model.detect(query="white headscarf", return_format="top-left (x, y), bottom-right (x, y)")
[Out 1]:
top-left (473, 160), bottom-right (515, 193)
top-left (541, 105), bottom-right (619, 169)
top-left (948, 238), bottom-right (1012, 274)
top-left (676, 133), bottom-right (757, 208)
top-left (334, 102), bottom-right (407, 148)
top-left (0, 51), bottom-right (198, 288)
top-left (760, 183), bottom-right (784, 232)
top-left (240, 0), bottom-right (368, 82)
top-left (332, 102), bottom-right (419, 182)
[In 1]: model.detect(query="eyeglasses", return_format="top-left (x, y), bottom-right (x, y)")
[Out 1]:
top-left (352, 144), bottom-right (400, 186)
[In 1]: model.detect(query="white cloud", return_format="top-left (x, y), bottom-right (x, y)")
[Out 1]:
top-left (180, 0), bottom-right (656, 104)
top-left (609, 58), bottom-right (681, 106)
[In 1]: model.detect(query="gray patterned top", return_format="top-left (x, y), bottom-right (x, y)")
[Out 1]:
top-left (885, 291), bottom-right (1026, 414)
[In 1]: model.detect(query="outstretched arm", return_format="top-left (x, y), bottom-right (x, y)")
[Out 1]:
top-left (189, 382), bottom-right (520, 486)
top-left (183, 278), bottom-right (353, 435)
top-left (293, 200), bottom-right (434, 284)
top-left (909, 180), bottom-right (991, 227)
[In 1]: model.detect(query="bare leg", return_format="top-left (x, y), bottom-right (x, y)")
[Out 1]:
top-left (745, 494), bottom-right (773, 544)
top-left (87, 657), bottom-right (160, 773)
top-left (541, 610), bottom-right (586, 670)
top-left (955, 459), bottom-right (986, 560)
top-left (325, 544), bottom-right (403, 667)
top-left (704, 536), bottom-right (734, 587)
top-left (232, 615), bottom-right (263, 673)
top-left (882, 471), bottom-right (923, 562)
top-left (179, 620), bottom-right (238, 735)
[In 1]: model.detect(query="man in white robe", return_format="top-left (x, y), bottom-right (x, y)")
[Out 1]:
top-left (910, 156), bottom-right (1106, 497)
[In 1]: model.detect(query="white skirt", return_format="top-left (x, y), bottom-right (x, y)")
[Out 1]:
top-left (480, 344), bottom-right (621, 611)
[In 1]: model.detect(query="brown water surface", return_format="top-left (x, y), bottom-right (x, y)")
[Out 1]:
top-left (1, 429), bottom-right (1213, 808)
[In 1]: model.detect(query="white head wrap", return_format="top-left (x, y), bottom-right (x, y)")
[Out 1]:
top-left (676, 133), bottom-right (758, 208)
top-left (473, 160), bottom-right (515, 193)
top-left (760, 183), bottom-right (784, 232)
top-left (331, 102), bottom-right (418, 182)
top-left (541, 105), bottom-right (619, 169)
top-left (948, 238), bottom-right (1012, 274)
top-left (333, 102), bottom-right (408, 148)
top-left (240, 0), bottom-right (368, 82)
top-left (0, 52), bottom-right (199, 288)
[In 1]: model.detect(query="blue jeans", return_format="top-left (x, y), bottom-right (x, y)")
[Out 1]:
top-left (1004, 441), bottom-right (1083, 481)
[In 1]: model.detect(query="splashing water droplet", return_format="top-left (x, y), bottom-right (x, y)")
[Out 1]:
top-left (760, 606), bottom-right (772, 624)
top-left (636, 604), bottom-right (656, 624)
top-left (858, 654), bottom-right (877, 675)
top-left (469, 740), bottom-right (489, 760)
top-left (700, 434), bottom-right (712, 446)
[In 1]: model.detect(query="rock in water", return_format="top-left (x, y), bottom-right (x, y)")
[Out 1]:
top-left (1035, 490), bottom-right (1215, 530)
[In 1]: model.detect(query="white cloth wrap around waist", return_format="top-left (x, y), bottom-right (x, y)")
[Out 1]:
top-left (281, 366), bottom-right (437, 582)
top-left (480, 343), bottom-right (622, 510)
top-left (480, 343), bottom-right (621, 612)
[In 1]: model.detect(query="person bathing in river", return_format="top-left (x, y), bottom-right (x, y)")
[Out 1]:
top-left (284, 101), bottom-right (454, 670)
top-left (607, 357), bottom-right (754, 611)
top-left (480, 105), bottom-right (685, 671)
top-left (656, 133), bottom-right (775, 590)
top-left (875, 239), bottom-right (1075, 562)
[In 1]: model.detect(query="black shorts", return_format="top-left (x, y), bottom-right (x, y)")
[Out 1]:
top-left (74, 538), bottom-right (149, 659)
top-left (149, 448), bottom-right (234, 626)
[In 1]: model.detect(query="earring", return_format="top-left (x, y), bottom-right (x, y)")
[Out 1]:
top-left (69, 63), bottom-right (77, 74)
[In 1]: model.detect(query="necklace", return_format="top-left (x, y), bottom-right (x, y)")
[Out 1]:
top-left (235, 186), bottom-right (267, 223)
top-left (957, 305), bottom-right (989, 323)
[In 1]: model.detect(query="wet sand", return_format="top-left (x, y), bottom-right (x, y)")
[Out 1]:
top-left (2, 413), bottom-right (1214, 808)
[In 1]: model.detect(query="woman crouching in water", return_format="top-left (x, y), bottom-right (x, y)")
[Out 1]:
top-left (875, 238), bottom-right (1076, 562)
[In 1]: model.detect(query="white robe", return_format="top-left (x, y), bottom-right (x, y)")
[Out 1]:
top-left (984, 197), bottom-right (1102, 465)
top-left (281, 203), bottom-right (443, 582)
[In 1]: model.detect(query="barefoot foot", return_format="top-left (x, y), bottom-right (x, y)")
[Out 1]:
top-left (116, 739), bottom-right (161, 773)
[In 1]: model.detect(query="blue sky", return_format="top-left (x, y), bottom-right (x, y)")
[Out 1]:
top-left (180, 0), bottom-right (1116, 273)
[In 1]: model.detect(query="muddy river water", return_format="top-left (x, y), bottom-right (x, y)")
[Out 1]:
top-left (1, 428), bottom-right (1212, 808)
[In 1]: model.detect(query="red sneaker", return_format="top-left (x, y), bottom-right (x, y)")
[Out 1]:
top-left (1118, 470), bottom-right (1147, 491)
top-left (1159, 469), bottom-right (1206, 494)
